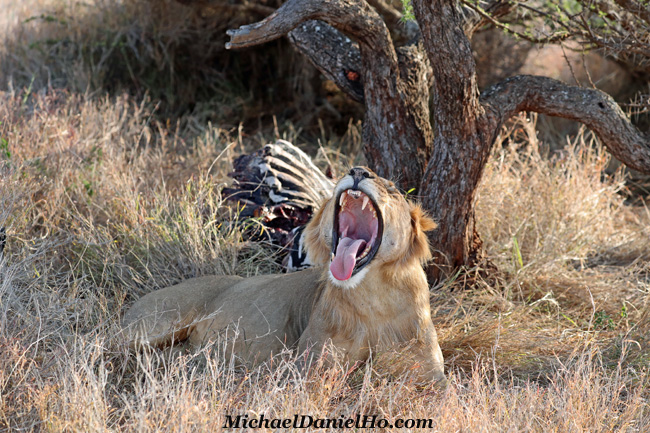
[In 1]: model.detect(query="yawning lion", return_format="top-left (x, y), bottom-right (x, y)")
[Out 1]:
top-left (122, 167), bottom-right (446, 383)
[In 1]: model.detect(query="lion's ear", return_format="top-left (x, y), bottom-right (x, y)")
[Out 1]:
top-left (303, 198), bottom-right (332, 266)
top-left (409, 204), bottom-right (436, 263)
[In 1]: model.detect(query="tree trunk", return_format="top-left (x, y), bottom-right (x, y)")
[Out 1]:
top-left (410, 0), bottom-right (494, 279)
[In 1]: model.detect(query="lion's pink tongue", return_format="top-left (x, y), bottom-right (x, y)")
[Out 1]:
top-left (330, 237), bottom-right (366, 281)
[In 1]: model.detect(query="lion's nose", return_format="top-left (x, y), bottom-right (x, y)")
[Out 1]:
top-left (348, 167), bottom-right (370, 178)
top-left (348, 167), bottom-right (373, 189)
top-left (348, 167), bottom-right (373, 185)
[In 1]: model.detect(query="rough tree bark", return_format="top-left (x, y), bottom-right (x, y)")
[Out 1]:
top-left (225, 0), bottom-right (650, 281)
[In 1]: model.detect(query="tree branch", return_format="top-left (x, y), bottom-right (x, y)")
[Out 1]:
top-left (412, 0), bottom-right (482, 128)
top-left (482, 75), bottom-right (650, 173)
top-left (613, 0), bottom-right (650, 26)
top-left (461, 0), bottom-right (569, 44)
top-left (366, 0), bottom-right (420, 42)
top-left (288, 20), bottom-right (431, 106)
top-left (288, 21), bottom-right (364, 103)
top-left (226, 0), bottom-right (389, 50)
top-left (367, 0), bottom-right (402, 24)
top-left (460, 0), bottom-right (516, 38)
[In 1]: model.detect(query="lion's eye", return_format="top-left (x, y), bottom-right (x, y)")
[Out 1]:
top-left (384, 180), bottom-right (397, 192)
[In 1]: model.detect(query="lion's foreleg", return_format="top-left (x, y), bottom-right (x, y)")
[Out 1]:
top-left (411, 325), bottom-right (447, 386)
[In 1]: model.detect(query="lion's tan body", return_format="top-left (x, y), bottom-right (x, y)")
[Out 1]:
top-left (123, 167), bottom-right (446, 383)
top-left (122, 268), bottom-right (323, 361)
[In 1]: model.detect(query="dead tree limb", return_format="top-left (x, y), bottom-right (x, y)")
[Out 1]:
top-left (482, 75), bottom-right (650, 173)
top-left (225, 0), bottom-right (393, 50)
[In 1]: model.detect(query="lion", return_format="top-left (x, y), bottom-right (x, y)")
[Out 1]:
top-left (122, 167), bottom-right (446, 384)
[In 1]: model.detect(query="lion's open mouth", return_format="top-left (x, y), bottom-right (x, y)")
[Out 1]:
top-left (331, 188), bottom-right (383, 281)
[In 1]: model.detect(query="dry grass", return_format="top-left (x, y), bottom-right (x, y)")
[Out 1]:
top-left (1, 1), bottom-right (650, 432)
top-left (0, 0), bottom-right (356, 131)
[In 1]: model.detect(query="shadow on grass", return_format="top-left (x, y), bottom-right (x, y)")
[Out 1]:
top-left (0, 0), bottom-right (362, 134)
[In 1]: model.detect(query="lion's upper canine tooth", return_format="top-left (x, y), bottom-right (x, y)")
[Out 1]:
top-left (361, 196), bottom-right (369, 211)
top-left (339, 191), bottom-right (347, 206)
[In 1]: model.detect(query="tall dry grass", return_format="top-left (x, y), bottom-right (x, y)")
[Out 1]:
top-left (0, 0), bottom-right (649, 431)
top-left (0, 89), bottom-right (648, 432)
top-left (0, 0), bottom-right (349, 130)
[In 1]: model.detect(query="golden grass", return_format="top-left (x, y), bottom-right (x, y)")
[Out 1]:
top-left (1, 1), bottom-right (649, 432)
top-left (1, 88), bottom-right (648, 433)
top-left (0, 0), bottom-right (327, 125)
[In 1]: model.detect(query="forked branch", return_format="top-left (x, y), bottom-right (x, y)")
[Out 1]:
top-left (226, 0), bottom-right (433, 190)
top-left (226, 0), bottom-right (389, 51)
top-left (482, 75), bottom-right (650, 173)
top-left (225, 1), bottom-right (315, 50)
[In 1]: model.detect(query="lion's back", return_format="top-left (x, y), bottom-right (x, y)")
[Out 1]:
top-left (188, 267), bottom-right (324, 358)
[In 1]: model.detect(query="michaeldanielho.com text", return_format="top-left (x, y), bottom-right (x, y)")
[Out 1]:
top-left (223, 414), bottom-right (435, 429)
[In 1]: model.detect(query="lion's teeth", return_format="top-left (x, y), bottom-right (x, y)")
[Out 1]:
top-left (361, 196), bottom-right (369, 211)
top-left (339, 191), bottom-right (346, 206)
